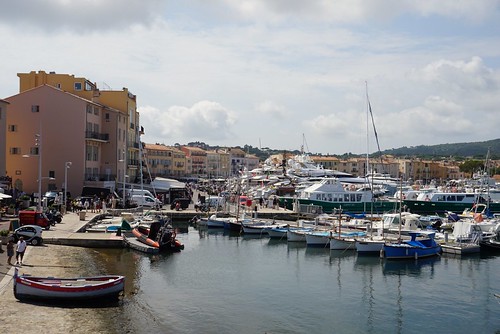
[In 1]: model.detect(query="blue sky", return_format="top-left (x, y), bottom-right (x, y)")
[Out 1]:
top-left (2, 0), bottom-right (500, 155)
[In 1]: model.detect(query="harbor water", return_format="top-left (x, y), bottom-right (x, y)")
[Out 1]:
top-left (95, 223), bottom-right (500, 334)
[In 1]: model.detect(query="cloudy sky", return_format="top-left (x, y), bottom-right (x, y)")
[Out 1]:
top-left (2, 0), bottom-right (500, 155)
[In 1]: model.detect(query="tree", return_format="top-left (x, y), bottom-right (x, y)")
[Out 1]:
top-left (459, 160), bottom-right (484, 174)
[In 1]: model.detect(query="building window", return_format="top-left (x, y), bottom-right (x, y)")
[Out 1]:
top-left (30, 147), bottom-right (39, 155)
top-left (105, 113), bottom-right (110, 122)
top-left (8, 125), bottom-right (17, 132)
top-left (86, 145), bottom-right (92, 161)
top-left (93, 106), bottom-right (99, 115)
top-left (86, 105), bottom-right (92, 113)
top-left (85, 82), bottom-right (93, 91)
top-left (49, 171), bottom-right (55, 178)
top-left (31, 105), bottom-right (40, 113)
top-left (10, 147), bottom-right (21, 155)
top-left (75, 82), bottom-right (82, 91)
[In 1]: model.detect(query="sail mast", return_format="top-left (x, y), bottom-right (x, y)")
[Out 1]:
top-left (365, 82), bottom-right (374, 236)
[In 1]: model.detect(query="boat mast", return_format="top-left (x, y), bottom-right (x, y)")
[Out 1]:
top-left (484, 147), bottom-right (491, 212)
top-left (365, 82), bottom-right (374, 237)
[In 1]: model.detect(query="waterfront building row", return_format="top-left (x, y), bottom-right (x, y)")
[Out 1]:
top-left (1, 70), bottom-right (498, 200)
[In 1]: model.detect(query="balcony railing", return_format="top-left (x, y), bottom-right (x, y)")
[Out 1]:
top-left (85, 131), bottom-right (109, 141)
top-left (127, 142), bottom-right (140, 149)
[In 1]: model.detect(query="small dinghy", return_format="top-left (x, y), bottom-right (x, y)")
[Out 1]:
top-left (13, 268), bottom-right (125, 301)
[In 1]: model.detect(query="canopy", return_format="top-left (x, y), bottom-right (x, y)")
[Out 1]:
top-left (0, 193), bottom-right (12, 200)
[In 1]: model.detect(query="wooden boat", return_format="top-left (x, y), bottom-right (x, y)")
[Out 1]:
top-left (286, 228), bottom-right (312, 242)
top-left (13, 268), bottom-right (124, 301)
top-left (383, 232), bottom-right (441, 260)
top-left (241, 220), bottom-right (288, 235)
top-left (132, 221), bottom-right (184, 252)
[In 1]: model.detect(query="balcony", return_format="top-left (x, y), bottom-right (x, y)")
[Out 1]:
top-left (85, 131), bottom-right (109, 142)
top-left (127, 142), bottom-right (140, 149)
top-left (128, 159), bottom-right (139, 166)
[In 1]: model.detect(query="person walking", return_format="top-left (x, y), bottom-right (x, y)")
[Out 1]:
top-left (16, 236), bottom-right (27, 266)
top-left (7, 238), bottom-right (15, 266)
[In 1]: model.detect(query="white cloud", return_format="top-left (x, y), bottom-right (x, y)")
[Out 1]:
top-left (140, 101), bottom-right (237, 144)
top-left (1, 1), bottom-right (500, 154)
top-left (0, 0), bottom-right (164, 32)
top-left (255, 100), bottom-right (286, 118)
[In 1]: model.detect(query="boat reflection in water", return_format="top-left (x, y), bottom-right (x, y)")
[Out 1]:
top-left (382, 256), bottom-right (441, 277)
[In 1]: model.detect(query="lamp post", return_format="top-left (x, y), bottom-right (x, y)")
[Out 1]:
top-left (36, 134), bottom-right (42, 212)
top-left (64, 162), bottom-right (72, 213)
top-left (119, 147), bottom-right (127, 208)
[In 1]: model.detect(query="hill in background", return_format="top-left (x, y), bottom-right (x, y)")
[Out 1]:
top-left (185, 138), bottom-right (500, 160)
top-left (379, 138), bottom-right (500, 159)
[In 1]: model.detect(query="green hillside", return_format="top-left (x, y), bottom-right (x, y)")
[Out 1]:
top-left (380, 138), bottom-right (500, 159)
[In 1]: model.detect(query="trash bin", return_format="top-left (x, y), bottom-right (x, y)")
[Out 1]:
top-left (79, 211), bottom-right (86, 221)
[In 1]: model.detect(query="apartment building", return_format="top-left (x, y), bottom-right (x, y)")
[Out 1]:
top-left (206, 150), bottom-right (230, 178)
top-left (181, 146), bottom-right (207, 177)
top-left (18, 71), bottom-right (138, 184)
top-left (4, 71), bottom-right (138, 197)
top-left (5, 85), bottom-right (96, 197)
top-left (144, 143), bottom-right (187, 178)
top-left (0, 99), bottom-right (9, 181)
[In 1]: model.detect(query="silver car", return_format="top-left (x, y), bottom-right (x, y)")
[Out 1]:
top-left (13, 225), bottom-right (43, 246)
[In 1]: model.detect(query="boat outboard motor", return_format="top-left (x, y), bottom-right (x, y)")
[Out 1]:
top-left (148, 221), bottom-right (161, 241)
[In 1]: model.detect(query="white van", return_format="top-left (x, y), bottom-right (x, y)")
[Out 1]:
top-left (131, 194), bottom-right (162, 209)
top-left (128, 189), bottom-right (155, 199)
top-left (206, 196), bottom-right (225, 209)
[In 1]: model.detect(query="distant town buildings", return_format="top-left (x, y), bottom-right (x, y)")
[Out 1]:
top-left (1, 70), bottom-right (498, 198)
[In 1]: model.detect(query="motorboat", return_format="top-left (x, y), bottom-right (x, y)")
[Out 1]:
top-left (132, 221), bottom-right (184, 252)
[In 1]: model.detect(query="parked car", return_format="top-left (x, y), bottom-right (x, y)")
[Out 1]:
top-left (13, 225), bottom-right (43, 246)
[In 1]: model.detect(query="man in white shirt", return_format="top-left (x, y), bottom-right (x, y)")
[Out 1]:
top-left (16, 236), bottom-right (27, 266)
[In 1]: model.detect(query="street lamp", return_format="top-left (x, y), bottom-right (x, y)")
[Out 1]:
top-left (119, 147), bottom-right (127, 208)
top-left (64, 161), bottom-right (72, 213)
top-left (23, 133), bottom-right (42, 212)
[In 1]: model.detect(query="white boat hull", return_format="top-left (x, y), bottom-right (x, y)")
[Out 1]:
top-left (330, 237), bottom-right (356, 250)
top-left (305, 232), bottom-right (331, 247)
top-left (355, 239), bottom-right (385, 253)
top-left (287, 230), bottom-right (307, 242)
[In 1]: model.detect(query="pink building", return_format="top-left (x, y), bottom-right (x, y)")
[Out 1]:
top-left (5, 84), bottom-right (122, 199)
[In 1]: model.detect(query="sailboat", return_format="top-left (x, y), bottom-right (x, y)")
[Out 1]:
top-left (355, 83), bottom-right (388, 254)
top-left (383, 178), bottom-right (441, 259)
